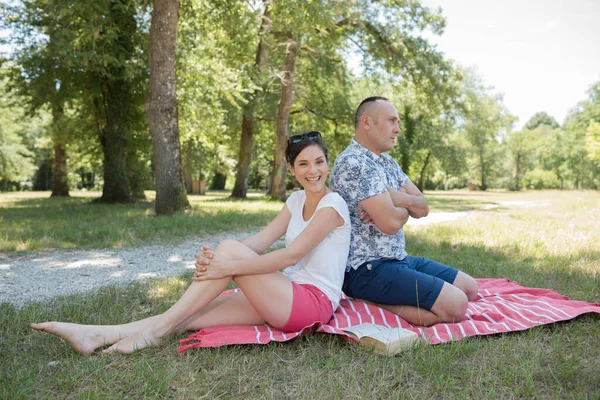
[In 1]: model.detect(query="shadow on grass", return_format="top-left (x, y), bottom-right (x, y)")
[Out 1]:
top-left (1, 233), bottom-right (599, 399)
top-left (0, 196), bottom-right (279, 253)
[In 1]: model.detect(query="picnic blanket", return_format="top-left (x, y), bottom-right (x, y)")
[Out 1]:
top-left (178, 278), bottom-right (600, 354)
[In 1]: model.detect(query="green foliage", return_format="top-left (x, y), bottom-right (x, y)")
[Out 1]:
top-left (521, 169), bottom-right (560, 190)
top-left (524, 111), bottom-right (559, 130)
top-left (0, 78), bottom-right (35, 189)
top-left (458, 69), bottom-right (514, 190)
top-left (585, 121), bottom-right (600, 164)
top-left (2, 1), bottom-right (599, 193)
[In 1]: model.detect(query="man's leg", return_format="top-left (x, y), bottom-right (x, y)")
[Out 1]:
top-left (452, 272), bottom-right (479, 301)
top-left (344, 259), bottom-right (468, 326)
top-left (409, 256), bottom-right (479, 301)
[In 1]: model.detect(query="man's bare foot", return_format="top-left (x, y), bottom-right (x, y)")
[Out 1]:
top-left (30, 322), bottom-right (111, 355)
top-left (103, 330), bottom-right (164, 354)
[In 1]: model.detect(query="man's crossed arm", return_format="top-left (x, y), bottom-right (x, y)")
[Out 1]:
top-left (359, 182), bottom-right (429, 235)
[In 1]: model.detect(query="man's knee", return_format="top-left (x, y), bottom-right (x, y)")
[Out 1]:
top-left (460, 275), bottom-right (479, 302)
top-left (453, 272), bottom-right (479, 301)
top-left (465, 278), bottom-right (479, 301)
top-left (432, 285), bottom-right (468, 322)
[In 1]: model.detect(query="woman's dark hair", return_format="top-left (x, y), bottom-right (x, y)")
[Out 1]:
top-left (285, 131), bottom-right (328, 166)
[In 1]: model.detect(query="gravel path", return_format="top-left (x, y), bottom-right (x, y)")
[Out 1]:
top-left (0, 231), bottom-right (265, 308)
top-left (0, 211), bottom-right (471, 308)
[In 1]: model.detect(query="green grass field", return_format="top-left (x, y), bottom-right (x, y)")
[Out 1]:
top-left (1, 190), bottom-right (599, 398)
top-left (0, 191), bottom-right (281, 254)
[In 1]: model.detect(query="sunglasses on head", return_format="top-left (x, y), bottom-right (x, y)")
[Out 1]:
top-left (287, 131), bottom-right (322, 145)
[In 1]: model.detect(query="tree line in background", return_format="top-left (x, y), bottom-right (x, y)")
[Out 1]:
top-left (1, 0), bottom-right (599, 214)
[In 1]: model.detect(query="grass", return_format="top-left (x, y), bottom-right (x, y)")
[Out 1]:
top-left (1, 189), bottom-right (599, 398)
top-left (0, 190), bottom-right (282, 254)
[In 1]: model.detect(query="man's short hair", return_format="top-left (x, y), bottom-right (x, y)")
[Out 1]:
top-left (354, 96), bottom-right (390, 128)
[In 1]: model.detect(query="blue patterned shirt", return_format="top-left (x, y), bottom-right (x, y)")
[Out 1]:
top-left (330, 139), bottom-right (411, 271)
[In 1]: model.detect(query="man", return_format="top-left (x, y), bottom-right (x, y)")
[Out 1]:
top-left (331, 96), bottom-right (478, 326)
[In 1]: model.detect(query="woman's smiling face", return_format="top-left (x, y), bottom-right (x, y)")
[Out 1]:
top-left (289, 144), bottom-right (329, 193)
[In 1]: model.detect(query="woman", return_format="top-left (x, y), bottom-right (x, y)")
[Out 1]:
top-left (31, 131), bottom-right (351, 354)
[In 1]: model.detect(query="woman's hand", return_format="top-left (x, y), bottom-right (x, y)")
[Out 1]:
top-left (192, 246), bottom-right (233, 281)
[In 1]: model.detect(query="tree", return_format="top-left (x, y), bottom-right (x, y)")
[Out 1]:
top-left (585, 121), bottom-right (600, 165)
top-left (146, 0), bottom-right (190, 214)
top-left (2, 2), bottom-right (74, 196)
top-left (505, 129), bottom-right (538, 190)
top-left (0, 77), bottom-right (35, 190)
top-left (560, 81), bottom-right (600, 189)
top-left (524, 111), bottom-right (559, 130)
top-left (231, 1), bottom-right (272, 198)
top-left (3, 0), bottom-right (150, 202)
top-left (269, 34), bottom-right (299, 200)
top-left (460, 70), bottom-right (513, 190)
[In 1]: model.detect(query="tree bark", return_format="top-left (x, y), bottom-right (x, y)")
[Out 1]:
top-left (146, 0), bottom-right (190, 214)
top-left (231, 111), bottom-right (255, 198)
top-left (514, 156), bottom-right (521, 191)
top-left (50, 103), bottom-right (69, 197)
top-left (401, 105), bottom-right (417, 173)
top-left (269, 34), bottom-right (299, 201)
top-left (95, 1), bottom-right (140, 204)
top-left (231, 3), bottom-right (272, 198)
top-left (479, 149), bottom-right (487, 191)
top-left (417, 150), bottom-right (431, 191)
top-left (96, 78), bottom-right (133, 203)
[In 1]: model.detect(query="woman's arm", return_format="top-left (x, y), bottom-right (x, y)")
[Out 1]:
top-left (240, 204), bottom-right (291, 254)
top-left (193, 206), bottom-right (344, 281)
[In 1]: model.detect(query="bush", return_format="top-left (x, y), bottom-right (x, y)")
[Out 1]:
top-left (522, 169), bottom-right (560, 189)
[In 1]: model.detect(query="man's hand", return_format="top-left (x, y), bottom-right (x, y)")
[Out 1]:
top-left (385, 183), bottom-right (429, 218)
top-left (359, 206), bottom-right (374, 224)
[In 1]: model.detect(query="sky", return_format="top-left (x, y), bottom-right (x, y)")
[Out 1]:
top-left (421, 0), bottom-right (600, 128)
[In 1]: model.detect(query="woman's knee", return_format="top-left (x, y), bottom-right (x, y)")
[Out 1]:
top-left (215, 239), bottom-right (241, 256)
top-left (215, 239), bottom-right (258, 261)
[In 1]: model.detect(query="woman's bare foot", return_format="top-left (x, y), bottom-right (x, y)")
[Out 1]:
top-left (103, 329), bottom-right (164, 354)
top-left (30, 322), bottom-right (111, 355)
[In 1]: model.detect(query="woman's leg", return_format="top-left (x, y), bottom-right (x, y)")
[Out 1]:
top-left (31, 275), bottom-right (233, 355)
top-left (30, 317), bottom-right (160, 356)
top-left (32, 240), bottom-right (254, 354)
top-left (105, 240), bottom-right (294, 354)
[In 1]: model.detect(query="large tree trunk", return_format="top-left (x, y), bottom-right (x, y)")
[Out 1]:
top-left (97, 78), bottom-right (133, 203)
top-left (146, 0), bottom-right (190, 214)
top-left (50, 103), bottom-right (69, 197)
top-left (514, 156), bottom-right (521, 191)
top-left (96, 1), bottom-right (140, 204)
top-left (416, 150), bottom-right (431, 191)
top-left (479, 149), bottom-right (487, 191)
top-left (231, 4), bottom-right (272, 198)
top-left (231, 111), bottom-right (255, 198)
top-left (400, 105), bottom-right (417, 173)
top-left (269, 34), bottom-right (299, 201)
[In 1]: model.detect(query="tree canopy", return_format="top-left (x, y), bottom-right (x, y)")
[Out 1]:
top-left (1, 0), bottom-right (599, 198)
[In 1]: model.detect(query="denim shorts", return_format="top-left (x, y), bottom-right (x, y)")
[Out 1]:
top-left (343, 256), bottom-right (459, 311)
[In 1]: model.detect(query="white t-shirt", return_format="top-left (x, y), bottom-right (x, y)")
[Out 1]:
top-left (283, 190), bottom-right (351, 310)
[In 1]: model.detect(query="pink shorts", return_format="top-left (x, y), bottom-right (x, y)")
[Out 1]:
top-left (281, 283), bottom-right (334, 333)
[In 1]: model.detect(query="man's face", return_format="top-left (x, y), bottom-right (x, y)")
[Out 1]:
top-left (368, 101), bottom-right (401, 153)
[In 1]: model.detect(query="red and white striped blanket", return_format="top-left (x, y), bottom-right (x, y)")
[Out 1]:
top-left (178, 278), bottom-right (600, 354)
